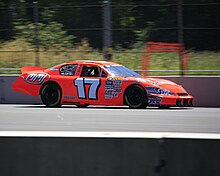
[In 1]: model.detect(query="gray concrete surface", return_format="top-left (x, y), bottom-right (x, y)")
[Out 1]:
top-left (161, 138), bottom-right (220, 176)
top-left (0, 137), bottom-right (159, 176)
top-left (0, 136), bottom-right (220, 176)
top-left (0, 105), bottom-right (219, 133)
top-left (1, 76), bottom-right (220, 106)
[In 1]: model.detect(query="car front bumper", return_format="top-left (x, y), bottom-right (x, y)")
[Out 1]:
top-left (148, 94), bottom-right (193, 107)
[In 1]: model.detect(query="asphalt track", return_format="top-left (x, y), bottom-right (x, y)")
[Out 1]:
top-left (0, 104), bottom-right (219, 133)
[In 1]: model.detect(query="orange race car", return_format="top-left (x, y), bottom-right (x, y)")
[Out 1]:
top-left (12, 60), bottom-right (193, 108)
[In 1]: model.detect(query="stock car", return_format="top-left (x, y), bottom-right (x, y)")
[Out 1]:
top-left (12, 60), bottom-right (193, 108)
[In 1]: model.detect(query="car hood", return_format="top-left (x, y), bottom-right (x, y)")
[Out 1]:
top-left (134, 77), bottom-right (187, 93)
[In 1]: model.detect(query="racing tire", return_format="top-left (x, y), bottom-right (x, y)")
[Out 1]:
top-left (124, 84), bottom-right (147, 109)
top-left (40, 82), bottom-right (62, 108)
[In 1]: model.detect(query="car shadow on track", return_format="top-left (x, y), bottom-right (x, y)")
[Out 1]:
top-left (15, 105), bottom-right (192, 110)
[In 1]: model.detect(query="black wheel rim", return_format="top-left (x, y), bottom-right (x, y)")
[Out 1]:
top-left (44, 88), bottom-right (59, 105)
top-left (127, 88), bottom-right (142, 105)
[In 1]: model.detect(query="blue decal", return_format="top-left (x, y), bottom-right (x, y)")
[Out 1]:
top-left (146, 87), bottom-right (174, 96)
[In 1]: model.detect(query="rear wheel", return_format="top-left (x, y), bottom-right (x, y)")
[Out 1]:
top-left (124, 85), bottom-right (147, 109)
top-left (40, 82), bottom-right (62, 108)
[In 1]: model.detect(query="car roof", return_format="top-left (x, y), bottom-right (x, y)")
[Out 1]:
top-left (64, 60), bottom-right (121, 67)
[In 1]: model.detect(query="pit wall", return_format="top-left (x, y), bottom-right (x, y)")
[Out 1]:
top-left (0, 76), bottom-right (220, 107)
top-left (0, 135), bottom-right (220, 176)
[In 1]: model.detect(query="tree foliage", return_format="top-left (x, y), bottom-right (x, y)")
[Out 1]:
top-left (0, 0), bottom-right (220, 50)
top-left (14, 21), bottom-right (74, 49)
top-left (13, 7), bottom-right (74, 49)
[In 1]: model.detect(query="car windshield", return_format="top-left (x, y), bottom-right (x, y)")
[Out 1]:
top-left (104, 65), bottom-right (141, 77)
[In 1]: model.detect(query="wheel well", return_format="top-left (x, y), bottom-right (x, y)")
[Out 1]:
top-left (123, 84), bottom-right (148, 105)
top-left (39, 81), bottom-right (62, 95)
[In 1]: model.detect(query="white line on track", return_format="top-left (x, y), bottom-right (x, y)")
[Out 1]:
top-left (1, 131), bottom-right (220, 140)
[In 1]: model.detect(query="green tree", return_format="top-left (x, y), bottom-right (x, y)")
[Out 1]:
top-left (14, 21), bottom-right (74, 49)
top-left (134, 21), bottom-right (155, 47)
top-left (14, 8), bottom-right (75, 49)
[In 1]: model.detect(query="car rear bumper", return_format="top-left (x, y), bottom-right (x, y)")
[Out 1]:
top-left (12, 77), bottom-right (40, 96)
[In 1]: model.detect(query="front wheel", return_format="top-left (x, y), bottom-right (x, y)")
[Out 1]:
top-left (40, 82), bottom-right (62, 108)
top-left (124, 85), bottom-right (147, 109)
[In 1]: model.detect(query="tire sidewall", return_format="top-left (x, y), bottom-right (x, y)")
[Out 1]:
top-left (125, 84), bottom-right (147, 109)
top-left (41, 83), bottom-right (62, 108)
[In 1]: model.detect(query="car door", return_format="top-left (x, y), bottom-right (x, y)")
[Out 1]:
top-left (58, 64), bottom-right (80, 104)
top-left (73, 64), bottom-right (107, 105)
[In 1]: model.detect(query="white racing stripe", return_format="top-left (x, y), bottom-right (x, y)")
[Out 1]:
top-left (1, 131), bottom-right (220, 139)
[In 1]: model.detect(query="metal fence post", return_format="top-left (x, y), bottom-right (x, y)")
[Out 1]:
top-left (177, 0), bottom-right (183, 44)
top-left (33, 1), bottom-right (40, 66)
top-left (103, 0), bottom-right (112, 60)
top-left (177, 0), bottom-right (184, 75)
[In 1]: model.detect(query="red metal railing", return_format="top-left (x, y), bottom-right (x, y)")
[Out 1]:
top-left (142, 42), bottom-right (188, 75)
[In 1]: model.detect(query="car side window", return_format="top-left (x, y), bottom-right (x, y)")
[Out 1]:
top-left (80, 66), bottom-right (98, 77)
top-left (80, 66), bottom-right (108, 77)
top-left (60, 64), bottom-right (77, 76)
top-left (101, 70), bottom-right (108, 77)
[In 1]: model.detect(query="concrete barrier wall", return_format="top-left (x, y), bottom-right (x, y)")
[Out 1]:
top-left (0, 136), bottom-right (220, 176)
top-left (161, 77), bottom-right (220, 107)
top-left (0, 137), bottom-right (159, 176)
top-left (0, 76), bottom-right (41, 104)
top-left (1, 76), bottom-right (220, 106)
top-left (161, 138), bottom-right (220, 176)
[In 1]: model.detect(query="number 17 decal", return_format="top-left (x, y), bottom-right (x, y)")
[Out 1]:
top-left (74, 78), bottom-right (101, 100)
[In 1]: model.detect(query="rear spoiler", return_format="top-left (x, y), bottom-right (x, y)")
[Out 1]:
top-left (21, 66), bottom-right (47, 74)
